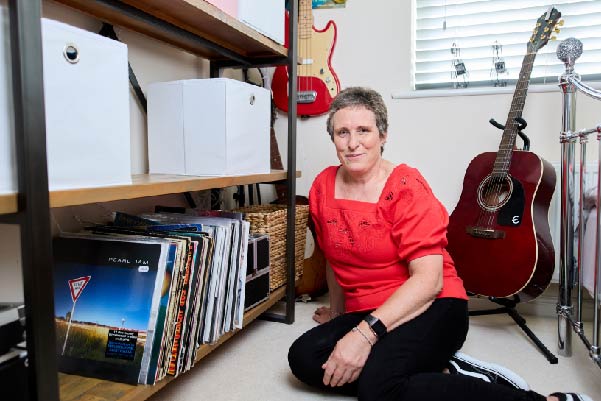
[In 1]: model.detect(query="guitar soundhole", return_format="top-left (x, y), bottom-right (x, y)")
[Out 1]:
top-left (477, 174), bottom-right (513, 212)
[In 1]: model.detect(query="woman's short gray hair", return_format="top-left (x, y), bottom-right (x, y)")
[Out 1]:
top-left (326, 87), bottom-right (388, 139)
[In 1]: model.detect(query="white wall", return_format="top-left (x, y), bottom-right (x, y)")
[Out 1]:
top-left (275, 1), bottom-right (600, 211)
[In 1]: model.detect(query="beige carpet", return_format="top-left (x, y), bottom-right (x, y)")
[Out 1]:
top-left (150, 298), bottom-right (601, 401)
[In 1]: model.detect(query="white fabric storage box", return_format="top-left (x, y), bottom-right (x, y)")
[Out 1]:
top-left (0, 15), bottom-right (131, 194)
top-left (42, 19), bottom-right (131, 190)
top-left (147, 78), bottom-right (270, 176)
top-left (0, 4), bottom-right (15, 194)
top-left (238, 0), bottom-right (284, 44)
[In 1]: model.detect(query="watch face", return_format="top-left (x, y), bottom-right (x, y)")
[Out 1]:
top-left (364, 314), bottom-right (378, 326)
top-left (364, 314), bottom-right (387, 338)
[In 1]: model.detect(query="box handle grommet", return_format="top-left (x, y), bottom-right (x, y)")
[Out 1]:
top-left (63, 44), bottom-right (80, 64)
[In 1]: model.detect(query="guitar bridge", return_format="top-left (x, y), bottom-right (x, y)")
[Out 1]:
top-left (466, 226), bottom-right (506, 239)
top-left (297, 91), bottom-right (317, 104)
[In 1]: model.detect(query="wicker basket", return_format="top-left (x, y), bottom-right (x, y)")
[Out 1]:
top-left (235, 204), bottom-right (309, 291)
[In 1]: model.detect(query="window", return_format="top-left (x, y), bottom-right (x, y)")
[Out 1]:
top-left (414, 0), bottom-right (601, 90)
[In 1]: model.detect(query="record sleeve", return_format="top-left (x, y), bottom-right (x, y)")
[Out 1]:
top-left (53, 235), bottom-right (169, 384)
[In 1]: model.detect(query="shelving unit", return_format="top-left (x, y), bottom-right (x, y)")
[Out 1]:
top-left (2, 1), bottom-right (299, 400)
top-left (53, 0), bottom-right (288, 62)
top-left (0, 171), bottom-right (301, 214)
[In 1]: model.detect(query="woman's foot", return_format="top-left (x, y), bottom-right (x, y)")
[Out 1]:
top-left (312, 306), bottom-right (342, 324)
top-left (448, 352), bottom-right (530, 390)
top-left (312, 306), bottom-right (332, 324)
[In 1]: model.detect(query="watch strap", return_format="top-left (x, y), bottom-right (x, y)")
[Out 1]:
top-left (363, 314), bottom-right (387, 339)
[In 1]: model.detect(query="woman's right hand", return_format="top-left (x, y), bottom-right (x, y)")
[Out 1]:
top-left (313, 306), bottom-right (335, 324)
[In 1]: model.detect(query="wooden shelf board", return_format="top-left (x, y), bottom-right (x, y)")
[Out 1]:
top-left (0, 193), bottom-right (17, 215)
top-left (59, 285), bottom-right (288, 401)
top-left (52, 0), bottom-right (288, 60)
top-left (49, 170), bottom-right (298, 207)
top-left (0, 170), bottom-right (299, 214)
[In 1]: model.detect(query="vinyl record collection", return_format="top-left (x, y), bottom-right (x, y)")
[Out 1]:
top-left (52, 210), bottom-right (257, 385)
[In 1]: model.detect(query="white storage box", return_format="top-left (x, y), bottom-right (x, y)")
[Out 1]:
top-left (0, 15), bottom-right (131, 194)
top-left (0, 5), bottom-right (15, 194)
top-left (147, 78), bottom-right (270, 176)
top-left (42, 19), bottom-right (131, 190)
top-left (238, 0), bottom-right (284, 44)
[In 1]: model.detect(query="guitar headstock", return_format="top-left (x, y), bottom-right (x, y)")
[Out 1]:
top-left (528, 7), bottom-right (563, 53)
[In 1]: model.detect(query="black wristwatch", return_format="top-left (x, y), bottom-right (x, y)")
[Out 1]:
top-left (363, 314), bottom-right (387, 339)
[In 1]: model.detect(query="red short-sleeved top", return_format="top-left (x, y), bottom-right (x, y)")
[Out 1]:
top-left (309, 164), bottom-right (468, 313)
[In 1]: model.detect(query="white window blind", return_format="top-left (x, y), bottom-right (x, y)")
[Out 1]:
top-left (414, 0), bottom-right (601, 90)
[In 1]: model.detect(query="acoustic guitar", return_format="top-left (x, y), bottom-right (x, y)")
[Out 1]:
top-left (446, 7), bottom-right (562, 301)
top-left (272, 0), bottom-right (340, 117)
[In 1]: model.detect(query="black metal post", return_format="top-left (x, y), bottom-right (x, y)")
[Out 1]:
top-left (284, 0), bottom-right (298, 325)
top-left (8, 1), bottom-right (59, 400)
top-left (259, 0), bottom-right (298, 325)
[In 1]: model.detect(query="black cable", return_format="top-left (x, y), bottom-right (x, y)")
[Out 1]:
top-left (98, 23), bottom-right (147, 113)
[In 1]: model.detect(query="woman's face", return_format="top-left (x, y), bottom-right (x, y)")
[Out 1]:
top-left (331, 106), bottom-right (386, 175)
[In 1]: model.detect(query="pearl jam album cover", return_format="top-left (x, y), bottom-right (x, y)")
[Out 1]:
top-left (53, 235), bottom-right (169, 384)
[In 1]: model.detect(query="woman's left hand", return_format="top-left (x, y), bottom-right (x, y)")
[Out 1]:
top-left (322, 330), bottom-right (371, 387)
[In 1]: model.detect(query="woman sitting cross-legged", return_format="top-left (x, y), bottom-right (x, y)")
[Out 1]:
top-left (287, 86), bottom-right (593, 401)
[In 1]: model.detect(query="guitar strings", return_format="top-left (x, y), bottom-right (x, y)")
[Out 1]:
top-left (298, 0), bottom-right (312, 97)
top-left (477, 52), bottom-right (535, 230)
top-left (490, 53), bottom-right (534, 229)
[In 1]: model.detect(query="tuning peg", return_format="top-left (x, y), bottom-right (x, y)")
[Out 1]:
top-left (554, 27), bottom-right (561, 33)
top-left (544, 27), bottom-right (550, 32)
top-left (558, 19), bottom-right (565, 26)
top-left (551, 35), bottom-right (558, 41)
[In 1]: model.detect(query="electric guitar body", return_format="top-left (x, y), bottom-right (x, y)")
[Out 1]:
top-left (447, 151), bottom-right (556, 301)
top-left (272, 0), bottom-right (340, 117)
top-left (446, 7), bottom-right (563, 302)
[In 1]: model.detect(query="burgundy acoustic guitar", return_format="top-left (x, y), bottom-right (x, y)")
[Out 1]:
top-left (446, 8), bottom-right (562, 301)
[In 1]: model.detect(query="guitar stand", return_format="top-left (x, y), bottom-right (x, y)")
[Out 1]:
top-left (489, 117), bottom-right (530, 150)
top-left (469, 295), bottom-right (558, 364)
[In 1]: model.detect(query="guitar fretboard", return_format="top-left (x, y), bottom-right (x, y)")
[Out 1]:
top-left (299, 0), bottom-right (313, 40)
top-left (492, 51), bottom-right (537, 177)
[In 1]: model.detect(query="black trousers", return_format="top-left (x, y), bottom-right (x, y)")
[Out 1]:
top-left (288, 298), bottom-right (546, 401)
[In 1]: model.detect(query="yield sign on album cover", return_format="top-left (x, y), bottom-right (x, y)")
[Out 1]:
top-left (68, 276), bottom-right (91, 302)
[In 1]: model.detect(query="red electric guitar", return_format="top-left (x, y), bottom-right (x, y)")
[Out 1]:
top-left (446, 8), bottom-right (562, 301)
top-left (272, 0), bottom-right (340, 117)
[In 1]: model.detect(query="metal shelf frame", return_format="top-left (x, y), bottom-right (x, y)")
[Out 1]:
top-left (4, 1), bottom-right (298, 400)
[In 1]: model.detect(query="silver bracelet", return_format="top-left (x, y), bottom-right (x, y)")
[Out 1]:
top-left (365, 325), bottom-right (378, 338)
top-left (352, 326), bottom-right (374, 346)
